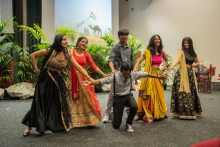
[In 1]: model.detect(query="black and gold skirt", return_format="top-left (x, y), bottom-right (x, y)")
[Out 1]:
top-left (170, 68), bottom-right (203, 119)
top-left (22, 69), bottom-right (70, 133)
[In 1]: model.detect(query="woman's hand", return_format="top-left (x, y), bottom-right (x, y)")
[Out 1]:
top-left (89, 78), bottom-right (95, 84)
top-left (111, 70), bottom-right (117, 74)
top-left (104, 74), bottom-right (112, 77)
top-left (63, 70), bottom-right (69, 77)
top-left (34, 69), bottom-right (40, 76)
top-left (159, 75), bottom-right (167, 80)
top-left (82, 79), bottom-right (89, 87)
top-left (36, 71), bottom-right (40, 76)
top-left (159, 68), bottom-right (165, 75)
top-left (165, 68), bottom-right (172, 74)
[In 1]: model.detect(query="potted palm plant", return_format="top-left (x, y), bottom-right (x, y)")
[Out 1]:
top-left (0, 18), bottom-right (15, 88)
top-left (82, 33), bottom-right (114, 92)
top-left (14, 45), bottom-right (34, 83)
top-left (19, 23), bottom-right (51, 68)
top-left (56, 25), bottom-right (77, 43)
top-left (85, 44), bottom-right (111, 93)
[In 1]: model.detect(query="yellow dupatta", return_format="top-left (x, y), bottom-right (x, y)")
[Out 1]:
top-left (175, 50), bottom-right (198, 94)
top-left (139, 49), bottom-right (152, 98)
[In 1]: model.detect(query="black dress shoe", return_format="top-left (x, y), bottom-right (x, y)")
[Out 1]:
top-left (39, 132), bottom-right (44, 136)
top-left (23, 131), bottom-right (30, 137)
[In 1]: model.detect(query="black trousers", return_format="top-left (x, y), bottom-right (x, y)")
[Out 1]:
top-left (111, 93), bottom-right (138, 129)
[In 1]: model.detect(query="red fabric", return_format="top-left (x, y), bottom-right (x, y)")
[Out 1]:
top-left (70, 50), bottom-right (98, 100)
top-left (191, 138), bottom-right (220, 147)
top-left (77, 72), bottom-right (102, 118)
top-left (69, 50), bottom-right (101, 118)
top-left (72, 50), bottom-right (97, 70)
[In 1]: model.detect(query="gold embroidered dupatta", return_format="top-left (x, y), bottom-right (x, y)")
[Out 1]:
top-left (174, 50), bottom-right (198, 94)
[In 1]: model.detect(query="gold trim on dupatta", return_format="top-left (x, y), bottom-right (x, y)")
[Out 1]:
top-left (47, 69), bottom-right (70, 132)
top-left (75, 70), bottom-right (101, 122)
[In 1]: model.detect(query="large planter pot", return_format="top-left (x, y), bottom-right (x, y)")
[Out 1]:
top-left (95, 85), bottom-right (102, 93)
top-left (0, 60), bottom-right (14, 88)
top-left (163, 83), bottom-right (167, 90)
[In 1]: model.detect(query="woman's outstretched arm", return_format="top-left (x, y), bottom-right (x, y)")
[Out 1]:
top-left (133, 56), bottom-right (145, 71)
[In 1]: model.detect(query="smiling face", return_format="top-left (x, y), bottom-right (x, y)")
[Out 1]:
top-left (61, 35), bottom-right (68, 48)
top-left (184, 40), bottom-right (189, 49)
top-left (77, 39), bottom-right (88, 50)
top-left (154, 35), bottom-right (160, 47)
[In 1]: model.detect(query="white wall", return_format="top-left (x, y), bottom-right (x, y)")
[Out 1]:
top-left (42, 0), bottom-right (55, 43)
top-left (119, 0), bottom-right (220, 82)
top-left (112, 0), bottom-right (119, 41)
top-left (42, 0), bottom-right (119, 43)
top-left (1, 0), bottom-right (13, 33)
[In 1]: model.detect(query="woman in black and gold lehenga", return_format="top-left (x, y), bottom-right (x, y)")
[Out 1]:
top-left (165, 37), bottom-right (202, 119)
top-left (22, 34), bottom-right (93, 136)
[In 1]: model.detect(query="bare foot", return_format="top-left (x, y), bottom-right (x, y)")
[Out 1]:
top-left (24, 127), bottom-right (31, 133)
top-left (90, 125), bottom-right (96, 128)
top-left (70, 126), bottom-right (74, 129)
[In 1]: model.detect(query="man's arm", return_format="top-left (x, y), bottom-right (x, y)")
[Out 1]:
top-left (87, 80), bottom-right (101, 85)
top-left (108, 46), bottom-right (117, 74)
top-left (109, 61), bottom-right (116, 74)
top-left (83, 74), bottom-right (114, 86)
top-left (133, 71), bottom-right (166, 80)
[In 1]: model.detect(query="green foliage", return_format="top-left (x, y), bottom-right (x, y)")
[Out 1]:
top-left (127, 34), bottom-right (145, 70)
top-left (85, 44), bottom-right (111, 79)
top-left (0, 18), bottom-right (14, 56)
top-left (0, 18), bottom-right (14, 87)
top-left (56, 25), bottom-right (77, 43)
top-left (100, 32), bottom-right (116, 47)
top-left (84, 32), bottom-right (116, 79)
top-left (0, 56), bottom-right (12, 87)
top-left (19, 23), bottom-right (47, 43)
top-left (14, 45), bottom-right (34, 83)
top-left (19, 24), bottom-right (51, 68)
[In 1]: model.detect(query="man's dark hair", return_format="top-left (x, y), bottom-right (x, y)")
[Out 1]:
top-left (118, 29), bottom-right (129, 37)
top-left (120, 61), bottom-right (134, 72)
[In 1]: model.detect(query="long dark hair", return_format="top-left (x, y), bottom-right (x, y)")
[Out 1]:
top-left (146, 34), bottom-right (163, 55)
top-left (182, 37), bottom-right (197, 57)
top-left (76, 37), bottom-right (88, 50)
top-left (51, 33), bottom-right (68, 59)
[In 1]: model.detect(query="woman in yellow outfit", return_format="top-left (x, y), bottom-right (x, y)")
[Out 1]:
top-left (133, 34), bottom-right (168, 125)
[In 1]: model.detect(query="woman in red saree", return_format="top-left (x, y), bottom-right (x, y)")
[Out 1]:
top-left (68, 37), bottom-right (108, 128)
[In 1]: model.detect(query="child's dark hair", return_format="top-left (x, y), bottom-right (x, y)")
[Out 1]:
top-left (120, 61), bottom-right (134, 72)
